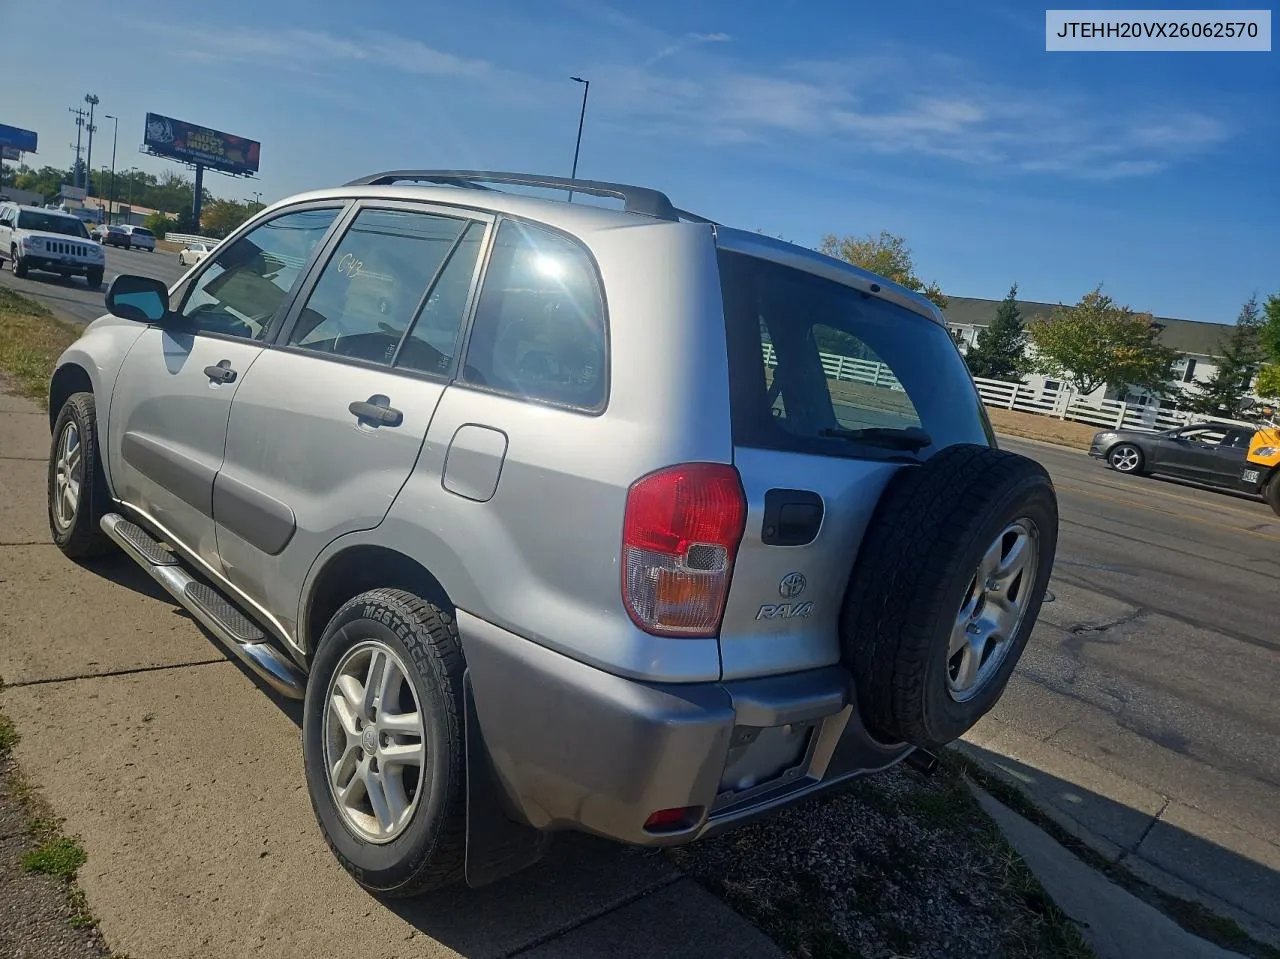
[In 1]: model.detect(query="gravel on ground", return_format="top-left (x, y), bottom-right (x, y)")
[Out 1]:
top-left (670, 757), bottom-right (1094, 959)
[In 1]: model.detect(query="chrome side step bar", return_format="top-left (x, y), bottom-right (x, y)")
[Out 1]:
top-left (101, 513), bottom-right (306, 699)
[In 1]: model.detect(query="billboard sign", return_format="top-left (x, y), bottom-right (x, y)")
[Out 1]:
top-left (143, 113), bottom-right (260, 176)
top-left (1, 146), bottom-right (21, 161)
top-left (0, 124), bottom-right (38, 154)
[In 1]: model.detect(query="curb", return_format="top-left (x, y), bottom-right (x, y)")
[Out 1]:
top-left (955, 728), bottom-right (1280, 955)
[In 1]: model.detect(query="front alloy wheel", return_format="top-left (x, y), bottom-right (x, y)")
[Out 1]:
top-left (51, 421), bottom-right (83, 533)
top-left (1108, 444), bottom-right (1143, 473)
top-left (47, 392), bottom-right (114, 558)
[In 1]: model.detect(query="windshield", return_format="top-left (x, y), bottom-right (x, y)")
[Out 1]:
top-left (719, 250), bottom-right (993, 459)
top-left (17, 211), bottom-right (90, 239)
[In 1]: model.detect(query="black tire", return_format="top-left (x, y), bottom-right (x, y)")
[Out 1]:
top-left (303, 588), bottom-right (467, 897)
top-left (1265, 471), bottom-right (1280, 518)
top-left (47, 392), bottom-right (116, 559)
top-left (840, 444), bottom-right (1058, 750)
top-left (86, 268), bottom-right (104, 289)
top-left (11, 248), bottom-right (27, 277)
top-left (1107, 443), bottom-right (1145, 475)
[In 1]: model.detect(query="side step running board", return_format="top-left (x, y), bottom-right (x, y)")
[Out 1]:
top-left (101, 513), bottom-right (306, 699)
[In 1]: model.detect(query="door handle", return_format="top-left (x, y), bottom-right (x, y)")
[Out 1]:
top-left (204, 360), bottom-right (237, 384)
top-left (349, 394), bottom-right (403, 428)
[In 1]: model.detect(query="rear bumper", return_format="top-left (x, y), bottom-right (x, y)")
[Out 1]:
top-left (458, 610), bottom-right (910, 847)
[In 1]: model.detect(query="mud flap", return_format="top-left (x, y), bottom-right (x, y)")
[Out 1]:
top-left (463, 672), bottom-right (552, 888)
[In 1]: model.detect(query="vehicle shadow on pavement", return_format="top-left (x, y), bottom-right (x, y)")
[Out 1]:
top-left (959, 742), bottom-right (1280, 952)
top-left (72, 552), bottom-right (692, 958)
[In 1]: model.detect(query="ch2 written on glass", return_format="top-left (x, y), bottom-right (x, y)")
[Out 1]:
top-left (1046, 9), bottom-right (1272, 50)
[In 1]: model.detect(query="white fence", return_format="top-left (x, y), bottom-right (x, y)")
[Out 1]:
top-left (762, 343), bottom-right (1254, 434)
top-left (163, 232), bottom-right (220, 247)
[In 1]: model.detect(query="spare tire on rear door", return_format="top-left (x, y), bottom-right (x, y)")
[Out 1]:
top-left (840, 443), bottom-right (1058, 751)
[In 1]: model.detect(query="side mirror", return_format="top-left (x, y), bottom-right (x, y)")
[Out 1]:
top-left (106, 274), bottom-right (170, 323)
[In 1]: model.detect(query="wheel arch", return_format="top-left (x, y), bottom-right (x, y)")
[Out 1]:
top-left (48, 362), bottom-right (95, 432)
top-left (301, 544), bottom-right (455, 658)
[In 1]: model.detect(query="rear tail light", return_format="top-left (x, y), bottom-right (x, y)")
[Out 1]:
top-left (622, 463), bottom-right (747, 637)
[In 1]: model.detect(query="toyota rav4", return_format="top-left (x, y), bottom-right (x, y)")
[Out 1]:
top-left (46, 170), bottom-right (1058, 896)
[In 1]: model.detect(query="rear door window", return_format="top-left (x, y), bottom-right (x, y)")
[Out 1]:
top-left (461, 219), bottom-right (607, 411)
top-left (718, 250), bottom-right (990, 459)
top-left (286, 208), bottom-right (479, 371)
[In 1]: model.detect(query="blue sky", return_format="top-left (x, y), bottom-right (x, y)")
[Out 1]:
top-left (3, 0), bottom-right (1276, 323)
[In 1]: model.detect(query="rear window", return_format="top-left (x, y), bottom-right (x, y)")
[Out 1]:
top-left (133, 227), bottom-right (154, 237)
top-left (718, 250), bottom-right (992, 460)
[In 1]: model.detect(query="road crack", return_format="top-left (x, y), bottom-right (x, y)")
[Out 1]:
top-left (1067, 608), bottom-right (1146, 636)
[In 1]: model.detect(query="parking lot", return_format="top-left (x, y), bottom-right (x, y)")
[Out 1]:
top-left (1, 263), bottom-right (1278, 953)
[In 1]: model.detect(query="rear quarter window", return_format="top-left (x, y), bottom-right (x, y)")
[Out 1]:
top-left (718, 250), bottom-right (992, 459)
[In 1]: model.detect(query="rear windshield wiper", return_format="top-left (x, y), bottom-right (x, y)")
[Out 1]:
top-left (817, 426), bottom-right (934, 452)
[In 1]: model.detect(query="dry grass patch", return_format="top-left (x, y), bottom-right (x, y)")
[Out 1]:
top-left (0, 287), bottom-right (80, 405)
top-left (985, 407), bottom-right (1098, 450)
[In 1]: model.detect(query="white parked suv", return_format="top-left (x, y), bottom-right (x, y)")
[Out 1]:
top-left (46, 170), bottom-right (1059, 896)
top-left (0, 203), bottom-right (107, 288)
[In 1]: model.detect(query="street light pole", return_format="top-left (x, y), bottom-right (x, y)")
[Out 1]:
top-left (104, 114), bottom-right (118, 225)
top-left (568, 76), bottom-right (589, 202)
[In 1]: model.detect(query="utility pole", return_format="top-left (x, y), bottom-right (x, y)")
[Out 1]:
top-left (84, 94), bottom-right (100, 197)
top-left (69, 105), bottom-right (89, 192)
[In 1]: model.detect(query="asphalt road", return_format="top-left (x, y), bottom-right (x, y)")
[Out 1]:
top-left (985, 436), bottom-right (1280, 934)
top-left (0, 244), bottom-right (186, 326)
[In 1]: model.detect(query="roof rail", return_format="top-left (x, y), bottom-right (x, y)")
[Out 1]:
top-left (342, 169), bottom-right (690, 222)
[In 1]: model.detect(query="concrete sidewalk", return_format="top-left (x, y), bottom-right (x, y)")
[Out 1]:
top-left (0, 385), bottom-right (784, 959)
top-left (961, 716), bottom-right (1280, 951)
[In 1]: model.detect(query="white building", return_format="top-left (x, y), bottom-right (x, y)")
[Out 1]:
top-left (942, 295), bottom-right (1238, 411)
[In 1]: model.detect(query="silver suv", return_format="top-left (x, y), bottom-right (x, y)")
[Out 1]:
top-left (46, 170), bottom-right (1058, 896)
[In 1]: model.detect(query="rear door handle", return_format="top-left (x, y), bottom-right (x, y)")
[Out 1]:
top-left (349, 394), bottom-right (403, 428)
top-left (204, 360), bottom-right (237, 384)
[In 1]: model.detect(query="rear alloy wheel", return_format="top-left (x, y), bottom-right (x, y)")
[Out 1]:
top-left (1265, 473), bottom-right (1280, 517)
top-left (303, 589), bottom-right (467, 897)
top-left (841, 444), bottom-right (1058, 750)
top-left (1107, 444), bottom-right (1144, 474)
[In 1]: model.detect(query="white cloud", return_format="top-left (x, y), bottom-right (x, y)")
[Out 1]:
top-left (596, 51), bottom-right (1231, 179)
top-left (645, 31), bottom-right (733, 67)
top-left (146, 16), bottom-right (1231, 182)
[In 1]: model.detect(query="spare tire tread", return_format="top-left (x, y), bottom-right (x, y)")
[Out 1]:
top-left (842, 444), bottom-right (1056, 748)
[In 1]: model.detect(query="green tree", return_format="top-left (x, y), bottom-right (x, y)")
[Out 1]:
top-left (1027, 286), bottom-right (1177, 396)
top-left (143, 211), bottom-right (170, 239)
top-left (1261, 293), bottom-right (1280, 363)
top-left (819, 230), bottom-right (948, 308)
top-left (1187, 295), bottom-right (1264, 418)
top-left (200, 199), bottom-right (256, 239)
top-left (964, 283), bottom-right (1028, 380)
top-left (1256, 293), bottom-right (1280, 401)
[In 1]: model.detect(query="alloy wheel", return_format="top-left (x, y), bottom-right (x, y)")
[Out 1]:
top-left (323, 640), bottom-right (427, 843)
top-left (947, 519), bottom-right (1040, 702)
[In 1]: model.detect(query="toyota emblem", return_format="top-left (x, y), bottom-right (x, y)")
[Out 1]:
top-left (779, 572), bottom-right (807, 599)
